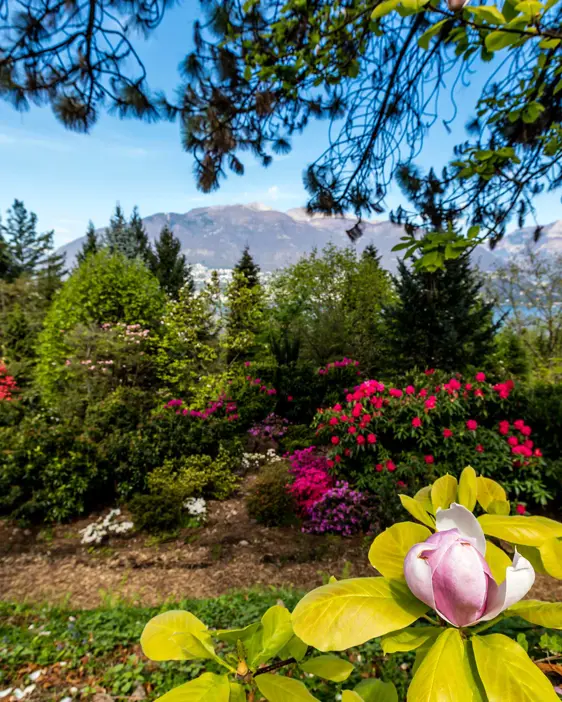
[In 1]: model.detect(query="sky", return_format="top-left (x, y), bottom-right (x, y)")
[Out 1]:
top-left (0, 3), bottom-right (560, 248)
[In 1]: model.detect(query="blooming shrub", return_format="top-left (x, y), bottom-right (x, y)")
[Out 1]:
top-left (286, 447), bottom-right (333, 515)
top-left (248, 413), bottom-right (288, 442)
top-left (315, 370), bottom-right (550, 508)
top-left (303, 481), bottom-right (374, 536)
top-left (317, 357), bottom-right (361, 375)
top-left (0, 364), bottom-right (17, 401)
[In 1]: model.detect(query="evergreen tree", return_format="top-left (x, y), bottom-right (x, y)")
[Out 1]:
top-left (150, 224), bottom-right (193, 298)
top-left (225, 265), bottom-right (264, 364)
top-left (76, 221), bottom-right (99, 265)
top-left (0, 200), bottom-right (63, 279)
top-left (128, 207), bottom-right (152, 261)
top-left (361, 244), bottom-right (383, 267)
top-left (234, 245), bottom-right (260, 287)
top-left (384, 257), bottom-right (499, 373)
top-left (105, 204), bottom-right (134, 258)
top-left (0, 229), bottom-right (13, 280)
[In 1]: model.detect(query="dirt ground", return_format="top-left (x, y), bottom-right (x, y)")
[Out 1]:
top-left (2, 496), bottom-right (561, 608)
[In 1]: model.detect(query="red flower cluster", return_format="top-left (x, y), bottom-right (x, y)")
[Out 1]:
top-left (0, 365), bottom-right (17, 401)
top-left (318, 357), bottom-right (360, 376)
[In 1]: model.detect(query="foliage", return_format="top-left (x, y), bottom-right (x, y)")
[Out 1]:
top-left (76, 221), bottom-right (99, 265)
top-left (491, 249), bottom-right (562, 382)
top-left (224, 270), bottom-right (265, 364)
top-left (315, 371), bottom-right (550, 514)
top-left (35, 249), bottom-right (165, 401)
top-left (384, 256), bottom-right (499, 373)
top-left (266, 245), bottom-right (393, 373)
top-left (104, 205), bottom-right (152, 262)
top-left (245, 461), bottom-right (296, 527)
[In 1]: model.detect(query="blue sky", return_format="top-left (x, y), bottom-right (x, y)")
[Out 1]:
top-left (0, 3), bottom-right (560, 247)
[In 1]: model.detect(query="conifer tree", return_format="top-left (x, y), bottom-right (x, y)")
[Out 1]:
top-left (105, 204), bottom-right (134, 258)
top-left (76, 221), bottom-right (99, 265)
top-left (150, 224), bottom-right (193, 298)
top-left (0, 230), bottom-right (13, 280)
top-left (362, 244), bottom-right (383, 267)
top-left (234, 245), bottom-right (260, 287)
top-left (128, 207), bottom-right (152, 262)
top-left (0, 200), bottom-right (64, 279)
top-left (384, 257), bottom-right (499, 373)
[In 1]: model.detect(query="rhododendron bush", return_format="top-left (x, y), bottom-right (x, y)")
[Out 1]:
top-left (140, 468), bottom-right (562, 701)
top-left (315, 370), bottom-right (551, 512)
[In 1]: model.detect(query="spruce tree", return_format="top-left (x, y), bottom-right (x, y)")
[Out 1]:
top-left (76, 221), bottom-right (99, 265)
top-left (0, 230), bottom-right (13, 280)
top-left (362, 243), bottom-right (383, 267)
top-left (0, 200), bottom-right (62, 279)
top-left (128, 207), bottom-right (152, 261)
top-left (234, 245), bottom-right (260, 287)
top-left (384, 256), bottom-right (499, 373)
top-left (150, 224), bottom-right (193, 298)
top-left (105, 204), bottom-right (133, 258)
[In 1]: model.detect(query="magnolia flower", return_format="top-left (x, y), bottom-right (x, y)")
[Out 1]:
top-left (404, 503), bottom-right (535, 627)
top-left (448, 0), bottom-right (470, 10)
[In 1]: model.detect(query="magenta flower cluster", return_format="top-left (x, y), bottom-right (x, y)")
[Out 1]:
top-left (244, 374), bottom-right (278, 395)
top-left (318, 357), bottom-right (360, 376)
top-left (286, 447), bottom-right (334, 515)
top-left (248, 413), bottom-right (288, 440)
top-left (164, 395), bottom-right (239, 421)
top-left (302, 481), bottom-right (371, 537)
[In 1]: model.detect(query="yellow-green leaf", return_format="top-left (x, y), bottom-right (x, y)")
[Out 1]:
top-left (458, 466), bottom-right (477, 512)
top-left (300, 655), bottom-right (354, 682)
top-left (484, 540), bottom-right (511, 584)
top-left (281, 634), bottom-right (308, 662)
top-left (292, 578), bottom-right (427, 652)
top-left (368, 522), bottom-right (431, 579)
top-left (431, 474), bottom-right (458, 511)
top-left (417, 19), bottom-right (449, 50)
top-left (154, 674), bottom-right (230, 702)
top-left (414, 485), bottom-right (434, 514)
top-left (507, 600), bottom-right (562, 629)
top-left (371, 0), bottom-right (400, 19)
top-left (487, 500), bottom-right (510, 516)
top-left (478, 514), bottom-right (562, 546)
top-left (476, 477), bottom-right (506, 511)
top-left (472, 633), bottom-right (559, 701)
top-left (229, 683), bottom-right (246, 702)
top-left (354, 679), bottom-right (398, 702)
top-left (342, 692), bottom-right (363, 702)
top-left (485, 29), bottom-right (522, 51)
top-left (539, 537), bottom-right (562, 579)
top-left (407, 629), bottom-right (478, 701)
top-left (214, 622), bottom-right (260, 643)
top-left (252, 605), bottom-right (294, 667)
top-left (399, 495), bottom-right (435, 529)
top-left (255, 673), bottom-right (319, 701)
top-left (381, 626), bottom-right (440, 654)
top-left (468, 5), bottom-right (507, 23)
top-left (140, 611), bottom-right (214, 662)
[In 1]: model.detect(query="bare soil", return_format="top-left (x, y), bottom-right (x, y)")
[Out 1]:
top-left (1, 490), bottom-right (561, 608)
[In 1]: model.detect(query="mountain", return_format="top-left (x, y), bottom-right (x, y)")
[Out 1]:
top-left (59, 203), bottom-right (561, 273)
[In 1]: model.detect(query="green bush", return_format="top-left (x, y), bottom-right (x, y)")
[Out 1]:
top-left (246, 462), bottom-right (296, 526)
top-left (35, 250), bottom-right (165, 403)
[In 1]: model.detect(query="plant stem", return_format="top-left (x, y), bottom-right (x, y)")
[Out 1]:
top-left (253, 658), bottom-right (296, 677)
top-left (469, 615), bottom-right (504, 636)
top-left (422, 615), bottom-right (441, 626)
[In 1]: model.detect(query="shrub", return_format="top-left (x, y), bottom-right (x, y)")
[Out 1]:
top-left (128, 493), bottom-right (184, 534)
top-left (314, 370), bottom-right (550, 515)
top-left (246, 462), bottom-right (296, 526)
top-left (286, 447), bottom-right (334, 515)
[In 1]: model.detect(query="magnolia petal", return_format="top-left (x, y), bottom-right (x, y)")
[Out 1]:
top-left (479, 550), bottom-right (535, 622)
top-left (435, 503), bottom-right (486, 556)
top-left (403, 543), bottom-right (436, 609)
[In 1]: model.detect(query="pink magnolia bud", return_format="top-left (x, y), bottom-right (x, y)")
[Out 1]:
top-left (404, 504), bottom-right (535, 627)
top-left (448, 0), bottom-right (469, 10)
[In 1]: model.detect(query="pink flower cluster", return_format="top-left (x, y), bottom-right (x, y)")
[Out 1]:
top-left (499, 419), bottom-right (541, 461)
top-left (164, 395), bottom-right (239, 421)
top-left (286, 447), bottom-right (334, 515)
top-left (101, 322), bottom-right (150, 344)
top-left (0, 364), bottom-right (17, 401)
top-left (245, 375), bottom-right (277, 396)
top-left (318, 357), bottom-right (360, 376)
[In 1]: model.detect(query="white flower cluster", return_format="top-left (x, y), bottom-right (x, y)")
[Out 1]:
top-left (184, 497), bottom-right (207, 519)
top-left (241, 448), bottom-right (282, 472)
top-left (79, 508), bottom-right (134, 545)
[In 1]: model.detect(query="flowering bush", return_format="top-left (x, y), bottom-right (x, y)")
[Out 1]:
top-left (303, 481), bottom-right (374, 536)
top-left (315, 370), bottom-right (550, 509)
top-left (286, 447), bottom-right (334, 515)
top-left (79, 508), bottom-right (134, 545)
top-left (248, 413), bottom-right (288, 443)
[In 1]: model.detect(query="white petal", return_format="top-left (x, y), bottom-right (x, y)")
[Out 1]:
top-left (435, 503), bottom-right (486, 556)
top-left (478, 550), bottom-right (535, 622)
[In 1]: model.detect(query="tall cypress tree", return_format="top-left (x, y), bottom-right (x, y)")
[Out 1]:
top-left (150, 224), bottom-right (193, 298)
top-left (0, 200), bottom-right (63, 279)
top-left (76, 221), bottom-right (99, 265)
top-left (384, 256), bottom-right (499, 373)
top-left (234, 245), bottom-right (260, 287)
